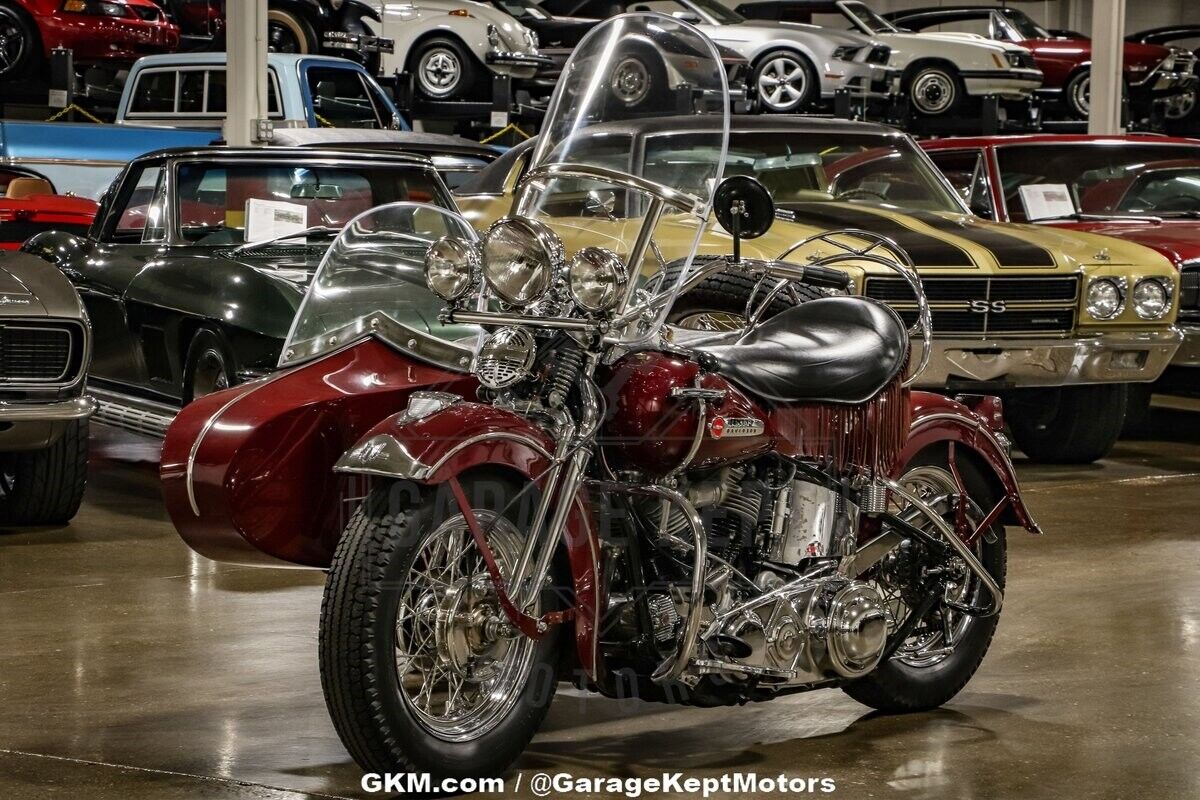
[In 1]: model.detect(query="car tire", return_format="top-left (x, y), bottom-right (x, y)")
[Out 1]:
top-left (183, 328), bottom-right (235, 405)
top-left (0, 419), bottom-right (89, 526)
top-left (608, 46), bottom-right (668, 112)
top-left (1063, 68), bottom-right (1092, 120)
top-left (1004, 384), bottom-right (1128, 464)
top-left (410, 37), bottom-right (478, 101)
top-left (906, 63), bottom-right (964, 117)
top-left (267, 9), bottom-right (317, 55)
top-left (665, 262), bottom-right (827, 331)
top-left (752, 49), bottom-right (818, 113)
top-left (0, 2), bottom-right (40, 82)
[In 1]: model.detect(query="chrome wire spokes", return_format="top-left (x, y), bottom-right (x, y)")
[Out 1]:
top-left (395, 512), bottom-right (536, 742)
top-left (873, 466), bottom-right (979, 668)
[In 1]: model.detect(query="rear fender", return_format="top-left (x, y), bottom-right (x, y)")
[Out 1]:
top-left (898, 391), bottom-right (1042, 535)
top-left (337, 400), bottom-right (604, 681)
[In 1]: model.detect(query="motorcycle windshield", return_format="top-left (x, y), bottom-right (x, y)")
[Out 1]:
top-left (280, 202), bottom-right (480, 371)
top-left (517, 12), bottom-right (729, 343)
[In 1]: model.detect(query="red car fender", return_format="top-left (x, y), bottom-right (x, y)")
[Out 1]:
top-left (336, 401), bottom-right (604, 681)
top-left (897, 391), bottom-right (1042, 536)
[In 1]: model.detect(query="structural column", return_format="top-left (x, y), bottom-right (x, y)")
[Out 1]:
top-left (224, 0), bottom-right (270, 146)
top-left (1088, 0), bottom-right (1126, 134)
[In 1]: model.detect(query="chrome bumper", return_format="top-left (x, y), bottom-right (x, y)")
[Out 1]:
top-left (912, 330), bottom-right (1183, 388)
top-left (486, 50), bottom-right (554, 69)
top-left (0, 396), bottom-right (95, 422)
top-left (1172, 324), bottom-right (1200, 366)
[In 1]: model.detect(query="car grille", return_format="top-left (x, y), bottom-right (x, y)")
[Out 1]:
top-left (1181, 263), bottom-right (1200, 323)
top-left (0, 322), bottom-right (79, 384)
top-left (864, 276), bottom-right (1079, 336)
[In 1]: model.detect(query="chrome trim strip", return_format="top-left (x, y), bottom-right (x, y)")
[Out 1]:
top-left (0, 396), bottom-right (95, 422)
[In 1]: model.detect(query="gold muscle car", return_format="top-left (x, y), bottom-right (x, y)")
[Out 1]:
top-left (454, 116), bottom-right (1181, 463)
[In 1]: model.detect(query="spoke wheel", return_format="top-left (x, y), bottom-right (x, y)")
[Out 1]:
top-left (611, 56), bottom-right (651, 107)
top-left (753, 51), bottom-right (815, 113)
top-left (0, 4), bottom-right (34, 79)
top-left (396, 512), bottom-right (537, 741)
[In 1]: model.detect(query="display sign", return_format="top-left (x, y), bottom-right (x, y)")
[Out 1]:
top-left (1019, 183), bottom-right (1076, 221)
top-left (244, 199), bottom-right (308, 243)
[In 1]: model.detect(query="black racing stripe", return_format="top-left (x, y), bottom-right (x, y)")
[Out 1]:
top-left (905, 211), bottom-right (1057, 268)
top-left (776, 202), bottom-right (975, 267)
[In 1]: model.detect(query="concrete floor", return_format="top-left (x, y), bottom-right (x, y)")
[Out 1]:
top-left (2, 400), bottom-right (1199, 800)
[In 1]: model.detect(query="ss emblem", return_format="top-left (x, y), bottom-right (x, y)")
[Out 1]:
top-left (969, 299), bottom-right (1007, 313)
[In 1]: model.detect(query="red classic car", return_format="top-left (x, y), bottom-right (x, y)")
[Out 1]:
top-left (0, 166), bottom-right (97, 250)
top-left (887, 6), bottom-right (1198, 121)
top-left (0, 0), bottom-right (179, 82)
top-left (921, 133), bottom-right (1200, 419)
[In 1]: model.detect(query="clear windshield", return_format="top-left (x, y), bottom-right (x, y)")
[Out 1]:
top-left (519, 12), bottom-right (729, 342)
top-left (841, 1), bottom-right (899, 34)
top-left (280, 203), bottom-right (480, 370)
top-left (998, 9), bottom-right (1050, 40)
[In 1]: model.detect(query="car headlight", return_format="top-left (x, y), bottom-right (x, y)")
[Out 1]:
top-left (832, 45), bottom-right (863, 62)
top-left (62, 0), bottom-right (127, 16)
top-left (424, 236), bottom-right (478, 302)
top-left (1086, 277), bottom-right (1126, 320)
top-left (568, 247), bottom-right (628, 313)
top-left (1133, 277), bottom-right (1172, 319)
top-left (482, 217), bottom-right (562, 306)
top-left (487, 24), bottom-right (504, 50)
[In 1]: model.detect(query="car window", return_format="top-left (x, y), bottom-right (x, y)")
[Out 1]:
top-left (179, 70), bottom-right (205, 112)
top-left (1116, 168), bottom-right (1200, 213)
top-left (172, 161), bottom-right (449, 244)
top-left (109, 166), bottom-right (166, 242)
top-left (130, 70), bottom-right (176, 113)
top-left (927, 150), bottom-right (994, 218)
top-left (206, 69), bottom-right (282, 115)
top-left (531, 135), bottom-right (635, 217)
top-left (305, 67), bottom-right (388, 128)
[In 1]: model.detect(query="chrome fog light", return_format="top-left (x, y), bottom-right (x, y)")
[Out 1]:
top-left (473, 327), bottom-right (536, 389)
top-left (425, 236), bottom-right (478, 301)
top-left (568, 247), bottom-right (628, 313)
top-left (1133, 277), bottom-right (1171, 320)
top-left (1086, 277), bottom-right (1125, 320)
top-left (482, 217), bottom-right (562, 306)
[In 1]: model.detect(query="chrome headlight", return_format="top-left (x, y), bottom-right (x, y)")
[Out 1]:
top-left (482, 217), bottom-right (562, 306)
top-left (568, 247), bottom-right (628, 313)
top-left (424, 236), bottom-right (478, 301)
top-left (1133, 277), bottom-right (1172, 320)
top-left (474, 327), bottom-right (536, 389)
top-left (1086, 277), bottom-right (1126, 320)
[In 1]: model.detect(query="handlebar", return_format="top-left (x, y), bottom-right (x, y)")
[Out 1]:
top-left (798, 264), bottom-right (852, 291)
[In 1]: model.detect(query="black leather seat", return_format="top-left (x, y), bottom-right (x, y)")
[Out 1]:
top-left (692, 297), bottom-right (908, 404)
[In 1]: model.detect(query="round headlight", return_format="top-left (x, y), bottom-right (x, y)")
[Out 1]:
top-left (568, 247), bottom-right (628, 313)
top-left (482, 217), bottom-right (562, 307)
top-left (1133, 278), bottom-right (1170, 320)
top-left (1086, 278), bottom-right (1124, 320)
top-left (425, 236), bottom-right (478, 301)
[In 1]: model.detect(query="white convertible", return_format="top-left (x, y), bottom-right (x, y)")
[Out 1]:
top-left (735, 0), bottom-right (1044, 116)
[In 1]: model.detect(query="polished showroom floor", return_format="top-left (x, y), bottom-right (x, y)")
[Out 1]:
top-left (2, 392), bottom-right (1199, 799)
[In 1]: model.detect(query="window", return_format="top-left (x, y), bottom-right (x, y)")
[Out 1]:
top-left (108, 166), bottom-right (166, 242)
top-left (129, 70), bottom-right (176, 114)
top-left (179, 70), bottom-right (205, 113)
top-left (305, 67), bottom-right (388, 128)
top-left (927, 150), bottom-right (994, 218)
top-left (206, 69), bottom-right (281, 116)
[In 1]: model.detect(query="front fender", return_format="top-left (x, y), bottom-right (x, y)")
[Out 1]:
top-left (898, 391), bottom-right (1042, 535)
top-left (337, 401), bottom-right (604, 680)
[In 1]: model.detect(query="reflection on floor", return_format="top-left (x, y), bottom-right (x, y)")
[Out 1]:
top-left (1, 395), bottom-right (1199, 799)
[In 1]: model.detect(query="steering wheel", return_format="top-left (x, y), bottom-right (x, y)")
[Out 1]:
top-left (836, 187), bottom-right (889, 203)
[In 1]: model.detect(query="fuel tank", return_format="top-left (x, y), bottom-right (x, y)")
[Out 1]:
top-left (599, 351), bottom-right (775, 477)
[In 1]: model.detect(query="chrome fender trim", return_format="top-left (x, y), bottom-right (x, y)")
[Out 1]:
top-left (333, 431), bottom-right (554, 482)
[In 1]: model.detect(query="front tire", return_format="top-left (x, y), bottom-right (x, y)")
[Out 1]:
top-left (844, 449), bottom-right (1006, 713)
top-left (752, 50), bottom-right (817, 113)
top-left (0, 418), bottom-right (89, 526)
top-left (1063, 69), bottom-right (1091, 119)
top-left (319, 477), bottom-right (561, 779)
top-left (1004, 384), bottom-right (1128, 463)
top-left (410, 37), bottom-right (478, 101)
top-left (906, 63), bottom-right (964, 117)
top-left (183, 328), bottom-right (235, 405)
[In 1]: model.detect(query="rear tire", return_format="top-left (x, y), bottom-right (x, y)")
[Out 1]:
top-left (319, 476), bottom-right (561, 779)
top-left (0, 419), bottom-right (89, 526)
top-left (1004, 384), bottom-right (1128, 463)
top-left (267, 9), bottom-right (316, 54)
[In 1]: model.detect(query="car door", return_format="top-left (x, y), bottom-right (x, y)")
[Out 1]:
top-left (71, 163), bottom-right (170, 393)
top-left (925, 148), bottom-right (998, 220)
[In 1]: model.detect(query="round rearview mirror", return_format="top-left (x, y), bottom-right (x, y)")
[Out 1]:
top-left (714, 175), bottom-right (775, 240)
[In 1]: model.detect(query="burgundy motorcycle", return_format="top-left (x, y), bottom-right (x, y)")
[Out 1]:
top-left (161, 14), bottom-right (1040, 781)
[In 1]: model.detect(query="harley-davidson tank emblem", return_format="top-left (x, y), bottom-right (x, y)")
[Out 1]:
top-left (709, 416), bottom-right (764, 439)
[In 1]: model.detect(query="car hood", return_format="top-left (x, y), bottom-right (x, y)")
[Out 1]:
top-left (217, 249), bottom-right (325, 287)
top-left (0, 251), bottom-right (84, 319)
top-left (726, 20), bottom-right (875, 48)
top-left (1044, 219), bottom-right (1200, 266)
top-left (880, 31), bottom-right (1023, 55)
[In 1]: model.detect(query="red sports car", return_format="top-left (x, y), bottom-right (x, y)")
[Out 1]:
top-left (888, 6), bottom-right (1198, 121)
top-left (921, 133), bottom-right (1200, 417)
top-left (0, 0), bottom-right (179, 81)
top-left (0, 166), bottom-right (97, 250)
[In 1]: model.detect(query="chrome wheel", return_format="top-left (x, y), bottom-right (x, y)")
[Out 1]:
top-left (874, 465), bottom-right (979, 669)
top-left (1166, 89), bottom-right (1196, 120)
top-left (0, 8), bottom-right (28, 78)
top-left (756, 55), bottom-right (808, 111)
top-left (911, 68), bottom-right (957, 115)
top-left (673, 310), bottom-right (746, 332)
top-left (190, 349), bottom-right (229, 400)
top-left (611, 56), bottom-right (651, 106)
top-left (1069, 73), bottom-right (1091, 117)
top-left (418, 47), bottom-right (463, 98)
top-left (395, 511), bottom-right (537, 742)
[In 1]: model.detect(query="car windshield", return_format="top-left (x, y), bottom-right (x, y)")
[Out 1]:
top-left (171, 161), bottom-right (450, 245)
top-left (997, 8), bottom-right (1050, 40)
top-left (995, 143), bottom-right (1200, 219)
top-left (491, 0), bottom-right (550, 20)
top-left (680, 0), bottom-right (744, 25)
top-left (841, 1), bottom-right (898, 34)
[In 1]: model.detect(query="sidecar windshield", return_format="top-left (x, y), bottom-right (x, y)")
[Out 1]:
top-left (516, 12), bottom-right (729, 342)
top-left (280, 202), bottom-right (479, 371)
